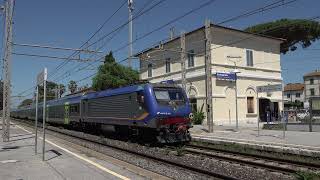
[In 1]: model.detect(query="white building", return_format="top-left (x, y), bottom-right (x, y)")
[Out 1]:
top-left (136, 23), bottom-right (284, 126)
top-left (283, 83), bottom-right (304, 109)
top-left (304, 70), bottom-right (320, 102)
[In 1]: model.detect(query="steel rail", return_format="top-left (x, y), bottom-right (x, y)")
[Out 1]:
top-left (186, 144), bottom-right (320, 174)
top-left (13, 119), bottom-right (239, 180)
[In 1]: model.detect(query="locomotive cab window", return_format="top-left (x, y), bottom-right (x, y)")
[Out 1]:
top-left (154, 87), bottom-right (185, 105)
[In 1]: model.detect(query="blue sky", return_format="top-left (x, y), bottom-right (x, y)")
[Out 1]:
top-left (0, 0), bottom-right (319, 106)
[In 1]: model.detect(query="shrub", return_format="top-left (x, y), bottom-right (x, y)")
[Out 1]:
top-left (192, 103), bottom-right (205, 125)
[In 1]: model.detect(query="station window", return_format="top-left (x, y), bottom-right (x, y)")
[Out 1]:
top-left (246, 50), bottom-right (253, 67)
top-left (310, 78), bottom-right (314, 85)
top-left (190, 98), bottom-right (197, 112)
top-left (147, 64), bottom-right (152, 77)
top-left (187, 50), bottom-right (195, 67)
top-left (310, 88), bottom-right (315, 96)
top-left (165, 58), bottom-right (171, 73)
top-left (247, 97), bottom-right (254, 113)
top-left (287, 94), bottom-right (290, 98)
top-left (296, 93), bottom-right (300, 98)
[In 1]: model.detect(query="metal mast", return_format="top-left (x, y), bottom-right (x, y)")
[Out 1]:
top-left (2, 0), bottom-right (14, 142)
top-left (205, 19), bottom-right (213, 133)
top-left (128, 0), bottom-right (133, 68)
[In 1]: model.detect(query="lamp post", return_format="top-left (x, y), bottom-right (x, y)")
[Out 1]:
top-left (227, 56), bottom-right (241, 130)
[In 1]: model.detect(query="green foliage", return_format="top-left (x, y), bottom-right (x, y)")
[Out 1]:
top-left (175, 145), bottom-right (186, 156)
top-left (295, 171), bottom-right (320, 180)
top-left (92, 51), bottom-right (139, 91)
top-left (68, 80), bottom-right (78, 94)
top-left (38, 81), bottom-right (65, 101)
top-left (191, 103), bottom-right (205, 125)
top-left (244, 19), bottom-right (320, 54)
top-left (18, 99), bottom-right (33, 108)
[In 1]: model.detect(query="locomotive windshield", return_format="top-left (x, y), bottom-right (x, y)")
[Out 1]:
top-left (154, 87), bottom-right (185, 105)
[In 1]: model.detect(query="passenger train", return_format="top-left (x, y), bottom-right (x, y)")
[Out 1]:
top-left (11, 82), bottom-right (193, 143)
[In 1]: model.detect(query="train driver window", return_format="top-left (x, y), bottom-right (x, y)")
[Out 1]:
top-left (137, 92), bottom-right (144, 104)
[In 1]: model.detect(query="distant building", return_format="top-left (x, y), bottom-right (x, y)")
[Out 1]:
top-left (283, 83), bottom-right (304, 109)
top-left (136, 23), bottom-right (284, 126)
top-left (304, 70), bottom-right (320, 102)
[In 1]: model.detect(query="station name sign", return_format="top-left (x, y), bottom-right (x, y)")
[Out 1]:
top-left (257, 84), bottom-right (282, 93)
top-left (216, 72), bottom-right (236, 81)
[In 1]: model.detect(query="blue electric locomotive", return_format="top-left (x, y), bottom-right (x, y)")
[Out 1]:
top-left (12, 82), bottom-right (193, 143)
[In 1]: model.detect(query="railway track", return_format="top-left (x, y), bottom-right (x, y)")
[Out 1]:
top-left (14, 119), bottom-right (318, 179)
top-left (13, 119), bottom-right (238, 180)
top-left (185, 144), bottom-right (320, 175)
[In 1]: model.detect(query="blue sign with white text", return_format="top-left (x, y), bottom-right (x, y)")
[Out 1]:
top-left (216, 72), bottom-right (236, 81)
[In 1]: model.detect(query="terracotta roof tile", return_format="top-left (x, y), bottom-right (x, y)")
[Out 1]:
top-left (284, 83), bottom-right (304, 91)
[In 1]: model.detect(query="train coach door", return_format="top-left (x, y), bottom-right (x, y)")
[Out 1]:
top-left (81, 99), bottom-right (88, 122)
top-left (64, 102), bottom-right (70, 125)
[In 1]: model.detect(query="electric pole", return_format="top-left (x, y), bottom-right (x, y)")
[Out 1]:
top-left (180, 32), bottom-right (186, 92)
top-left (205, 19), bottom-right (213, 133)
top-left (128, 0), bottom-right (133, 68)
top-left (2, 0), bottom-right (14, 142)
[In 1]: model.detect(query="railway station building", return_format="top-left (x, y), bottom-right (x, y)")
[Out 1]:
top-left (135, 23), bottom-right (284, 126)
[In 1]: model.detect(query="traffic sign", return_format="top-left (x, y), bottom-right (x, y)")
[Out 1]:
top-left (256, 84), bottom-right (282, 93)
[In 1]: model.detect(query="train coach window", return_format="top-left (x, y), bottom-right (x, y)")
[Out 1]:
top-left (70, 105), bottom-right (79, 113)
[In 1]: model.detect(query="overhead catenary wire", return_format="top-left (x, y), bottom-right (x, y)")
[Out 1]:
top-left (50, 0), bottom-right (218, 84)
top-left (12, 52), bottom-right (101, 62)
top-left (53, 0), bottom-right (302, 84)
top-left (13, 0), bottom-right (130, 97)
top-left (13, 0), bottom-right (303, 97)
top-left (47, 0), bottom-right (128, 79)
top-left (48, 0), bottom-right (169, 83)
top-left (138, 15), bottom-right (320, 73)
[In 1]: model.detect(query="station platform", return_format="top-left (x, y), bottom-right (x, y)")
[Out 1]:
top-left (0, 122), bottom-right (166, 180)
top-left (190, 125), bottom-right (320, 157)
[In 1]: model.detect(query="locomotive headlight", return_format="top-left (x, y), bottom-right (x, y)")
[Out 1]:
top-left (189, 113), bottom-right (194, 119)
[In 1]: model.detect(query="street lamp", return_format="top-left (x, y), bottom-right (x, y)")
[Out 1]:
top-left (227, 56), bottom-right (242, 130)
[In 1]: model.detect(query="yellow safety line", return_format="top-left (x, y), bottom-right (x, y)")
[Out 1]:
top-left (15, 124), bottom-right (131, 180)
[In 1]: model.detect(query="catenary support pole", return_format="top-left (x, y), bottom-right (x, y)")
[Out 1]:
top-left (128, 0), bottom-right (133, 68)
top-left (282, 82), bottom-right (285, 139)
top-left (257, 92), bottom-right (260, 136)
top-left (35, 85), bottom-right (38, 154)
top-left (2, 0), bottom-right (14, 142)
top-left (42, 68), bottom-right (47, 161)
top-left (205, 19), bottom-right (213, 133)
top-left (235, 72), bottom-right (239, 130)
top-left (180, 32), bottom-right (186, 91)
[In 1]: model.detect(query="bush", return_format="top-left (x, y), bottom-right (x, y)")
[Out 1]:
top-left (192, 103), bottom-right (205, 125)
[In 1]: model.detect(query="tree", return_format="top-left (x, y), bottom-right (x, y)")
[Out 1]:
top-left (244, 19), bottom-right (320, 54)
top-left (38, 81), bottom-right (65, 101)
top-left (68, 80), bottom-right (78, 94)
top-left (92, 51), bottom-right (139, 91)
top-left (19, 99), bottom-right (33, 108)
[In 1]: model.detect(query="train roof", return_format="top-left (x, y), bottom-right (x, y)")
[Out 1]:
top-left (15, 82), bottom-right (183, 109)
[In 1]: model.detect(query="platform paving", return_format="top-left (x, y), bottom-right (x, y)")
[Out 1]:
top-left (0, 123), bottom-right (158, 180)
top-left (190, 125), bottom-right (320, 156)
